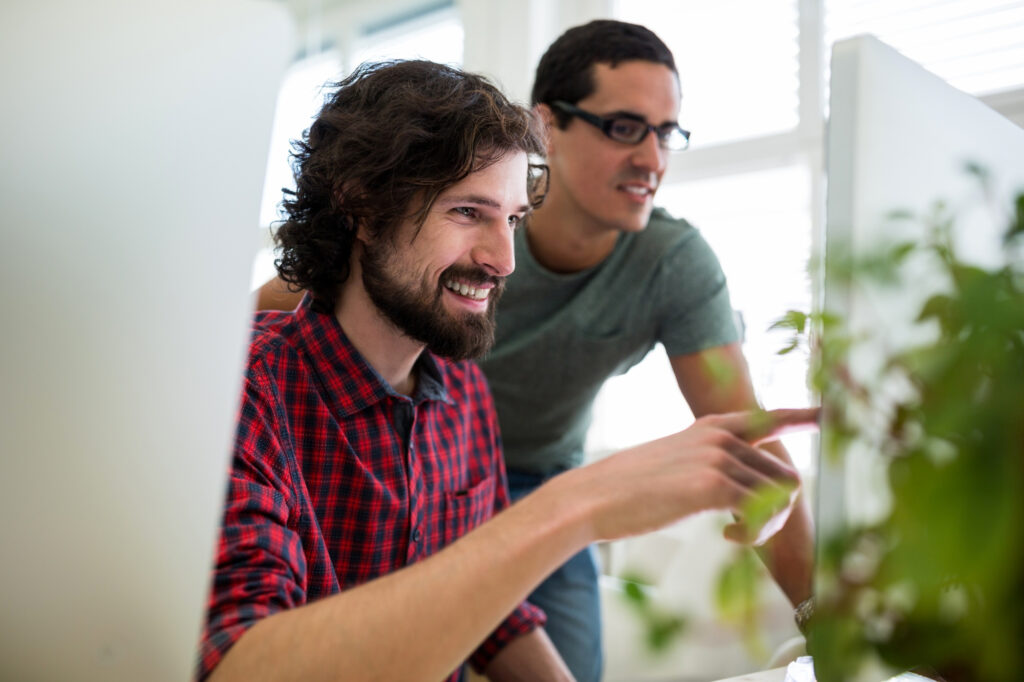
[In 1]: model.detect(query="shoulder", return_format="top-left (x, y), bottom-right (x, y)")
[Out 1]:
top-left (616, 207), bottom-right (702, 264)
top-left (643, 207), bottom-right (699, 244)
top-left (647, 206), bottom-right (697, 233)
top-left (642, 207), bottom-right (723, 271)
top-left (608, 208), bottom-right (720, 279)
top-left (245, 310), bottom-right (303, 376)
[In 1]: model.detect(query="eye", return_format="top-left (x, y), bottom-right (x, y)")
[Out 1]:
top-left (507, 214), bottom-right (523, 229)
top-left (608, 118), bottom-right (645, 141)
top-left (453, 206), bottom-right (479, 220)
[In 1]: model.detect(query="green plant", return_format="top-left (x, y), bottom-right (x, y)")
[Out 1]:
top-left (619, 572), bottom-right (689, 652)
top-left (775, 169), bottom-right (1024, 681)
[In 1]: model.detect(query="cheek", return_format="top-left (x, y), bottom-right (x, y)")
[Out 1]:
top-left (573, 143), bottom-right (622, 184)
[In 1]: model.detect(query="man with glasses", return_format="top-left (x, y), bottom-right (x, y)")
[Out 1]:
top-left (257, 21), bottom-right (813, 682)
top-left (474, 20), bottom-right (814, 681)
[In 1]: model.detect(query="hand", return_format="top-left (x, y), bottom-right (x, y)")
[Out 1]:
top-left (566, 408), bottom-right (819, 543)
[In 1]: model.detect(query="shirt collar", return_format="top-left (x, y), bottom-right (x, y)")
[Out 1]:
top-left (292, 295), bottom-right (454, 416)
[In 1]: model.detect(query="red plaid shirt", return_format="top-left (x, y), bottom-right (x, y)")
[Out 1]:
top-left (198, 297), bottom-right (544, 681)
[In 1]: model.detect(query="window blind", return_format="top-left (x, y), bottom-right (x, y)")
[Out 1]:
top-left (825, 0), bottom-right (1024, 96)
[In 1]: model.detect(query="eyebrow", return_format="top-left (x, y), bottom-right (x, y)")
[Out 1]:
top-left (601, 109), bottom-right (679, 126)
top-left (440, 194), bottom-right (532, 214)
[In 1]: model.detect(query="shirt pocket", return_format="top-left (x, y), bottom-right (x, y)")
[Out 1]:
top-left (440, 475), bottom-right (496, 545)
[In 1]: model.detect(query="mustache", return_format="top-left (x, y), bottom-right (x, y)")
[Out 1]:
top-left (440, 265), bottom-right (504, 288)
top-left (615, 170), bottom-right (659, 186)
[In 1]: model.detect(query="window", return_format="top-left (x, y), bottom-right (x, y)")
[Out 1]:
top-left (826, 0), bottom-right (1024, 97)
top-left (252, 3), bottom-right (463, 290)
top-left (614, 0), bottom-right (801, 147)
top-left (350, 5), bottom-right (463, 70)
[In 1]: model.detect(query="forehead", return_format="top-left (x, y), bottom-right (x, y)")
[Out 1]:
top-left (581, 60), bottom-right (681, 122)
top-left (438, 150), bottom-right (530, 205)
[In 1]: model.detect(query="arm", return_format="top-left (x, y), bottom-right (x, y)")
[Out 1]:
top-left (483, 628), bottom-right (573, 681)
top-left (669, 343), bottom-right (814, 606)
top-left (473, 377), bottom-right (572, 682)
top-left (254, 276), bottom-right (304, 311)
top-left (208, 408), bottom-right (817, 682)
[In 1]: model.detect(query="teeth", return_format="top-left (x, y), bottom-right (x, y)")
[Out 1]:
top-left (445, 279), bottom-right (488, 301)
top-left (623, 185), bottom-right (649, 195)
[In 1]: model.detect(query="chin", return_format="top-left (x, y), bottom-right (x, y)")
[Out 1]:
top-left (614, 212), bottom-right (653, 232)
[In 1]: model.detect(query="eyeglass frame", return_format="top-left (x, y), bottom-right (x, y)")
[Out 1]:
top-left (549, 100), bottom-right (691, 151)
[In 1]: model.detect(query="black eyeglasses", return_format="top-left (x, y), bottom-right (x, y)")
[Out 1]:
top-left (550, 100), bottom-right (691, 151)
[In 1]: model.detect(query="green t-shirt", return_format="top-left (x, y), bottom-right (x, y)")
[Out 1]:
top-left (478, 208), bottom-right (739, 474)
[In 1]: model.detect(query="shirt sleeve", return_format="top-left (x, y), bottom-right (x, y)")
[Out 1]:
top-left (466, 367), bottom-right (547, 672)
top-left (197, 363), bottom-right (306, 681)
top-left (655, 227), bottom-right (740, 356)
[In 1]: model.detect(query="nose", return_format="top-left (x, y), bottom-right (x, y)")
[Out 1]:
top-left (631, 130), bottom-right (668, 174)
top-left (471, 220), bottom-right (515, 278)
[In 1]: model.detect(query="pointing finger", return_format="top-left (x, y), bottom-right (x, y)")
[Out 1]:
top-left (710, 407), bottom-right (820, 445)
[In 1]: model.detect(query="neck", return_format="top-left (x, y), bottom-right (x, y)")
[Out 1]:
top-left (526, 189), bottom-right (619, 274)
top-left (334, 248), bottom-right (423, 396)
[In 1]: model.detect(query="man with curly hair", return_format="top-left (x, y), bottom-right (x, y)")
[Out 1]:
top-left (224, 58), bottom-right (814, 682)
top-left (200, 59), bottom-right (565, 681)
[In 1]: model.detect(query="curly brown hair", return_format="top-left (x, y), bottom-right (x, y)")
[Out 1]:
top-left (274, 59), bottom-right (546, 313)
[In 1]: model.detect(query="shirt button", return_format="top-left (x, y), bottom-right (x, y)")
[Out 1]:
top-left (412, 528), bottom-right (422, 543)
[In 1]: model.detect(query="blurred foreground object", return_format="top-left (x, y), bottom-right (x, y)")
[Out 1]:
top-left (0, 2), bottom-right (292, 680)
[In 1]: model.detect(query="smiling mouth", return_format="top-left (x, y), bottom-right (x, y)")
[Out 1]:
top-left (443, 279), bottom-right (490, 301)
top-left (619, 184), bottom-right (654, 197)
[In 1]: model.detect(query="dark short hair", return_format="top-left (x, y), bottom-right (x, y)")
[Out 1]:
top-left (531, 19), bottom-right (677, 128)
top-left (275, 60), bottom-right (546, 313)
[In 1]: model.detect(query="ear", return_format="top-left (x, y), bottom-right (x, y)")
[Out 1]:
top-left (332, 185), bottom-right (371, 242)
top-left (353, 219), bottom-right (371, 243)
top-left (533, 103), bottom-right (556, 157)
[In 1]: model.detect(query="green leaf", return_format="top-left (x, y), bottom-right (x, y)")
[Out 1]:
top-left (768, 309), bottom-right (808, 334)
top-left (1006, 192), bottom-right (1024, 242)
top-left (963, 160), bottom-right (990, 183)
top-left (887, 241), bottom-right (918, 265)
top-left (777, 339), bottom-right (801, 356)
top-left (916, 293), bottom-right (957, 329)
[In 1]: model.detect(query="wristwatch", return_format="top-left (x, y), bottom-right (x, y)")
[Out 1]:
top-left (794, 596), bottom-right (815, 633)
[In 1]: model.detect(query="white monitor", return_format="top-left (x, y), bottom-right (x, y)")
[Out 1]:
top-left (0, 2), bottom-right (292, 680)
top-left (817, 34), bottom-right (1024, 540)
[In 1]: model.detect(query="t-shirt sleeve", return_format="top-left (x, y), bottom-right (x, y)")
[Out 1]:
top-left (655, 227), bottom-right (740, 356)
top-left (465, 364), bottom-right (547, 672)
top-left (197, 363), bottom-right (306, 681)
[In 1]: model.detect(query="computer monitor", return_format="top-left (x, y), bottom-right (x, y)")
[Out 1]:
top-left (814, 33), bottom-right (1024, 674)
top-left (0, 2), bottom-right (292, 680)
top-left (818, 32), bottom-right (1024, 551)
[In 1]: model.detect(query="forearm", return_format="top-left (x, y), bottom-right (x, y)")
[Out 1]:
top-left (754, 440), bottom-right (814, 606)
top-left (668, 346), bottom-right (816, 605)
top-left (254, 276), bottom-right (304, 311)
top-left (209, 479), bottom-right (592, 682)
top-left (483, 627), bottom-right (574, 681)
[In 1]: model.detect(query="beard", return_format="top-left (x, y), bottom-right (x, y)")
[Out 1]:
top-left (360, 240), bottom-right (504, 361)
